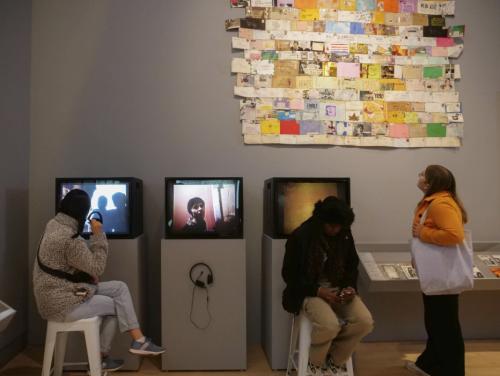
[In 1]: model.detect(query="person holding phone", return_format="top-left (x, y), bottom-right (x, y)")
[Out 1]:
top-left (282, 196), bottom-right (373, 375)
top-left (33, 189), bottom-right (164, 373)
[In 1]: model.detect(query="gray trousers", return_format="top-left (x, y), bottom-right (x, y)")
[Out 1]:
top-left (65, 281), bottom-right (140, 354)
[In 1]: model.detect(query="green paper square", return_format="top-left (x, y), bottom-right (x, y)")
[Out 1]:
top-left (423, 66), bottom-right (444, 79)
top-left (427, 123), bottom-right (447, 137)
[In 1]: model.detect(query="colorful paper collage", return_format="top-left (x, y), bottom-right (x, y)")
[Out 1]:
top-left (227, 0), bottom-right (464, 147)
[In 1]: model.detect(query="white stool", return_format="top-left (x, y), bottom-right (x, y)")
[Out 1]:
top-left (286, 313), bottom-right (354, 376)
top-left (42, 316), bottom-right (103, 376)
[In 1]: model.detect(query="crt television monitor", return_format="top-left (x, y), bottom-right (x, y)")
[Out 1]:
top-left (165, 177), bottom-right (243, 239)
top-left (264, 177), bottom-right (351, 239)
top-left (55, 177), bottom-right (143, 239)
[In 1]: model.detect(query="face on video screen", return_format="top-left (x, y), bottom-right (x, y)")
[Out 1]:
top-left (60, 182), bottom-right (129, 234)
top-left (168, 180), bottom-right (240, 236)
top-left (278, 182), bottom-right (341, 235)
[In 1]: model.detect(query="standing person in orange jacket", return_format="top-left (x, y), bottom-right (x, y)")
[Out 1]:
top-left (406, 165), bottom-right (468, 376)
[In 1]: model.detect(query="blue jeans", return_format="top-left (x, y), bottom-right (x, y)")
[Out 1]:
top-left (65, 281), bottom-right (139, 354)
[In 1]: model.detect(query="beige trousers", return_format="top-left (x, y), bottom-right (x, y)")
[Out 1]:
top-left (303, 295), bottom-right (374, 366)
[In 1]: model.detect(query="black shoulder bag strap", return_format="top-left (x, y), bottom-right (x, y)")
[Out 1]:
top-left (36, 233), bottom-right (95, 284)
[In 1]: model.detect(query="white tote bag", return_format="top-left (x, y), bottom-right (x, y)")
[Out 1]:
top-left (411, 209), bottom-right (474, 295)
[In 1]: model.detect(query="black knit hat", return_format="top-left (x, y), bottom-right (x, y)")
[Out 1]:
top-left (59, 189), bottom-right (91, 235)
top-left (312, 196), bottom-right (355, 227)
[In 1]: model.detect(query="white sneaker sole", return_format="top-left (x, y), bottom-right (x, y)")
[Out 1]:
top-left (129, 348), bottom-right (165, 356)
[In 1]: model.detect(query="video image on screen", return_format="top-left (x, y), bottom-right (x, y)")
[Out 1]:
top-left (59, 182), bottom-right (129, 235)
top-left (278, 181), bottom-right (348, 236)
top-left (167, 179), bottom-right (242, 238)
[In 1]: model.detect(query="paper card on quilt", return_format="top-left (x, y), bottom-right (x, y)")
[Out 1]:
top-left (274, 60), bottom-right (300, 76)
top-left (400, 0), bottom-right (417, 13)
top-left (300, 9), bottom-right (321, 21)
top-left (320, 9), bottom-right (339, 20)
top-left (447, 113), bottom-right (464, 123)
top-left (276, 0), bottom-right (294, 6)
top-left (319, 102), bottom-right (346, 121)
top-left (242, 121), bottom-right (261, 135)
top-left (251, 60), bottom-right (275, 75)
top-left (446, 123), bottom-right (464, 138)
top-left (424, 102), bottom-right (446, 113)
top-left (266, 20), bottom-right (291, 31)
top-left (355, 0), bottom-right (376, 11)
top-left (404, 112), bottom-right (419, 124)
top-left (251, 0), bottom-right (273, 6)
top-left (363, 101), bottom-right (386, 122)
top-left (239, 28), bottom-right (254, 40)
top-left (318, 0), bottom-right (340, 8)
top-left (447, 45), bottom-right (464, 59)
top-left (243, 134), bottom-right (262, 144)
top-left (432, 113), bottom-right (448, 123)
top-left (230, 0), bottom-right (250, 7)
top-left (417, 1), bottom-right (455, 16)
top-left (339, 0), bottom-right (357, 11)
top-left (232, 37), bottom-right (250, 50)
top-left (260, 119), bottom-right (281, 135)
top-left (295, 0), bottom-right (318, 8)
top-left (388, 124), bottom-right (409, 138)
top-left (296, 76), bottom-right (314, 89)
top-left (448, 25), bottom-right (465, 38)
top-left (232, 58), bottom-right (252, 74)
top-left (337, 62), bottom-right (361, 78)
top-left (445, 102), bottom-right (461, 113)
top-left (408, 124), bottom-right (427, 138)
top-left (427, 123), bottom-right (447, 137)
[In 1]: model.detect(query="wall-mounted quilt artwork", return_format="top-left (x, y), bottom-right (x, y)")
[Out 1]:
top-left (227, 0), bottom-right (465, 147)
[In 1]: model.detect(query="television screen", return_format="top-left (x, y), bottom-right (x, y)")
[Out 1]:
top-left (55, 178), bottom-right (143, 238)
top-left (264, 178), bottom-right (350, 238)
top-left (165, 178), bottom-right (243, 238)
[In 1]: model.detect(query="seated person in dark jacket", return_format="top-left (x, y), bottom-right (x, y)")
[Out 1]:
top-left (282, 196), bottom-right (374, 374)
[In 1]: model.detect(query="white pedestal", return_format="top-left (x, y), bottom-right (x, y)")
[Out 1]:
top-left (161, 239), bottom-right (247, 371)
top-left (261, 235), bottom-right (292, 370)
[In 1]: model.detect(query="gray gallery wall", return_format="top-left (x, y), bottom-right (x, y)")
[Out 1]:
top-left (28, 0), bottom-right (500, 345)
top-left (0, 0), bottom-right (31, 366)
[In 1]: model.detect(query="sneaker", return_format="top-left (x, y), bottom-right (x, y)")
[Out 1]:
top-left (102, 357), bottom-right (124, 372)
top-left (405, 361), bottom-right (431, 376)
top-left (326, 357), bottom-right (348, 375)
top-left (307, 361), bottom-right (322, 376)
top-left (129, 337), bottom-right (165, 356)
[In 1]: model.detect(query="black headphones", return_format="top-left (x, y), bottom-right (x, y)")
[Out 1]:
top-left (87, 210), bottom-right (103, 224)
top-left (189, 262), bottom-right (214, 289)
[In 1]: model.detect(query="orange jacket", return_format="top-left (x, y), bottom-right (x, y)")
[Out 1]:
top-left (413, 191), bottom-right (464, 246)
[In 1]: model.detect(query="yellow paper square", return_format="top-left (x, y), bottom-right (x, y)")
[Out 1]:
top-left (387, 111), bottom-right (405, 123)
top-left (405, 112), bottom-right (419, 124)
top-left (260, 119), bottom-right (280, 135)
top-left (368, 64), bottom-right (382, 79)
top-left (300, 9), bottom-right (320, 21)
top-left (339, 0), bottom-right (356, 11)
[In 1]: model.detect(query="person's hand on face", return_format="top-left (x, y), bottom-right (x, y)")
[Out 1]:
top-left (191, 203), bottom-right (205, 221)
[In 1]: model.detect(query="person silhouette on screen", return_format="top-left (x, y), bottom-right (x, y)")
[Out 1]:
top-left (182, 197), bottom-right (207, 233)
top-left (107, 192), bottom-right (127, 233)
top-left (95, 196), bottom-right (109, 230)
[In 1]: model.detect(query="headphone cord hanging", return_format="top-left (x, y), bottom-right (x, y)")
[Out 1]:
top-left (189, 285), bottom-right (212, 330)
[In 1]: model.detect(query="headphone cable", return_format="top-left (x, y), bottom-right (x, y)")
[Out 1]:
top-left (189, 285), bottom-right (212, 330)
